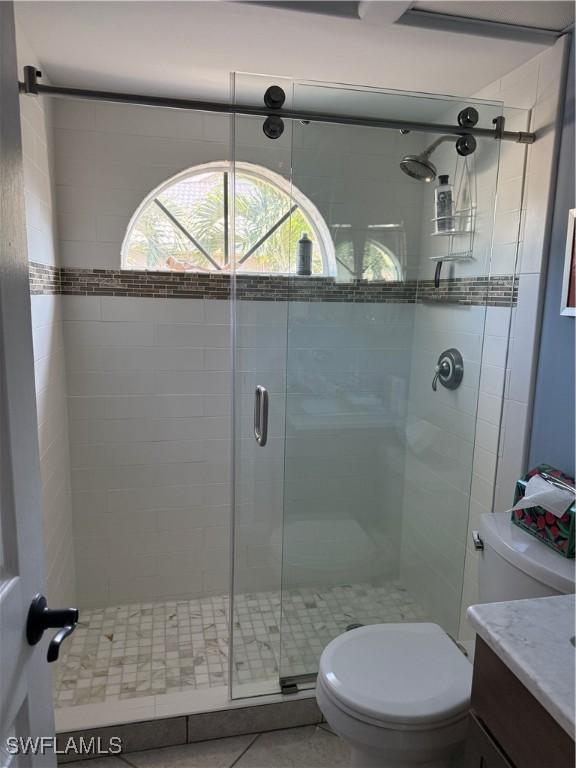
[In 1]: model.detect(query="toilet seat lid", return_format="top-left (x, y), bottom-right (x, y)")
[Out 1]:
top-left (319, 623), bottom-right (472, 726)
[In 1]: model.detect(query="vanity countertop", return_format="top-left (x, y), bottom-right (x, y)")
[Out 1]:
top-left (467, 594), bottom-right (575, 740)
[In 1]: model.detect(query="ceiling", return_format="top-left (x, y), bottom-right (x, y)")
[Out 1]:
top-left (412, 1), bottom-right (574, 31)
top-left (242, 1), bottom-right (365, 19)
top-left (15, 1), bottom-right (557, 102)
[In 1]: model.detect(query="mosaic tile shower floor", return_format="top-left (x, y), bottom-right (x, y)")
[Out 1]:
top-left (54, 581), bottom-right (428, 709)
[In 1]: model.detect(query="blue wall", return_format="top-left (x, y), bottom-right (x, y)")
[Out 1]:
top-left (529, 37), bottom-right (575, 477)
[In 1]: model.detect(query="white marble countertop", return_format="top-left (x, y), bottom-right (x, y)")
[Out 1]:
top-left (467, 594), bottom-right (575, 739)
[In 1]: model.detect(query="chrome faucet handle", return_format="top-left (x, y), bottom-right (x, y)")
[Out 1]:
top-left (432, 349), bottom-right (463, 392)
top-left (432, 360), bottom-right (450, 391)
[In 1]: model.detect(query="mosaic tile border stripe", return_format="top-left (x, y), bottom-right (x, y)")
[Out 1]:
top-left (29, 262), bottom-right (518, 307)
top-left (417, 275), bottom-right (519, 307)
top-left (29, 261), bottom-right (60, 295)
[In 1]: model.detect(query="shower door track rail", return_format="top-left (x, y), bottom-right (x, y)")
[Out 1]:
top-left (19, 66), bottom-right (535, 144)
top-left (280, 673), bottom-right (318, 695)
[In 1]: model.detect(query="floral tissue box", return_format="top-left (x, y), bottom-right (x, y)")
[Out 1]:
top-left (512, 464), bottom-right (575, 558)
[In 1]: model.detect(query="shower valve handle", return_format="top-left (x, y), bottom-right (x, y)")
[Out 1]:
top-left (432, 349), bottom-right (464, 392)
top-left (432, 360), bottom-right (450, 392)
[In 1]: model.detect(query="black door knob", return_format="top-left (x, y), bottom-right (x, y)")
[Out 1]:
top-left (26, 594), bottom-right (79, 663)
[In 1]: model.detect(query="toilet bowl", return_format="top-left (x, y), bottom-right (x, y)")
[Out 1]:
top-left (316, 623), bottom-right (472, 768)
top-left (317, 514), bottom-right (576, 766)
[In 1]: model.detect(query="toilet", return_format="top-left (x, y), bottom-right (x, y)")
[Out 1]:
top-left (317, 512), bottom-right (575, 767)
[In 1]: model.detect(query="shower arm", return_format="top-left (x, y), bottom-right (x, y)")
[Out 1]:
top-left (421, 135), bottom-right (457, 159)
top-left (19, 67), bottom-right (535, 145)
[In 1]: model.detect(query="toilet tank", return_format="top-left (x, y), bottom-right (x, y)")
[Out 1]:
top-left (478, 512), bottom-right (575, 603)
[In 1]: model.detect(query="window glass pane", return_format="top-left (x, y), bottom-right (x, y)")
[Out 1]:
top-left (333, 236), bottom-right (401, 281)
top-left (158, 171), bottom-right (226, 267)
top-left (234, 172), bottom-right (288, 258)
top-left (363, 240), bottom-right (401, 281)
top-left (334, 237), bottom-right (355, 279)
top-left (124, 201), bottom-right (211, 271)
top-left (236, 205), bottom-right (322, 274)
top-left (123, 164), bottom-right (330, 274)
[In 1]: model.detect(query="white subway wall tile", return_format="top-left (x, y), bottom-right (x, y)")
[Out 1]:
top-left (22, 39), bottom-right (76, 607)
top-left (42, 41), bottom-right (564, 626)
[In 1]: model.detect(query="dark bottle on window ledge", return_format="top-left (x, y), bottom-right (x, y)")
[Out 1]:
top-left (296, 233), bottom-right (312, 276)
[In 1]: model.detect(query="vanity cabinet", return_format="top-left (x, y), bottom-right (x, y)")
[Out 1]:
top-left (465, 713), bottom-right (513, 768)
top-left (464, 638), bottom-right (575, 768)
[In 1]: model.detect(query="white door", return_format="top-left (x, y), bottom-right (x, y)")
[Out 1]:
top-left (0, 3), bottom-right (57, 765)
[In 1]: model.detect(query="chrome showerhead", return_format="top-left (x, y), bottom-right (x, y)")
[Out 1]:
top-left (399, 135), bottom-right (458, 183)
top-left (400, 154), bottom-right (437, 182)
top-left (400, 133), bottom-right (478, 182)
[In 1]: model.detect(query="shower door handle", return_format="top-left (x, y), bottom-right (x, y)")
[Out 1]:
top-left (254, 385), bottom-right (268, 447)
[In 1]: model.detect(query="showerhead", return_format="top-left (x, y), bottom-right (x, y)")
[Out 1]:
top-left (399, 135), bottom-right (451, 183)
top-left (400, 154), bottom-right (437, 182)
top-left (399, 133), bottom-right (478, 183)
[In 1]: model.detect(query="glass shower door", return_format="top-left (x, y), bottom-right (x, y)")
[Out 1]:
top-left (278, 82), bottom-right (504, 689)
top-left (229, 73), bottom-right (506, 697)
top-left (229, 74), bottom-right (294, 699)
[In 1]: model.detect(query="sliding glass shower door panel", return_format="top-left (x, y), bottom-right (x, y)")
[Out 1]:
top-left (229, 72), bottom-right (506, 697)
top-left (229, 74), bottom-right (294, 699)
top-left (278, 82), bottom-right (504, 686)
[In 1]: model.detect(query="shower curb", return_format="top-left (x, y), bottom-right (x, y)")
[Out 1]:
top-left (55, 697), bottom-right (322, 763)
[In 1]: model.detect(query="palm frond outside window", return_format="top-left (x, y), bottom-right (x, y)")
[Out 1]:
top-left (122, 162), bottom-right (335, 275)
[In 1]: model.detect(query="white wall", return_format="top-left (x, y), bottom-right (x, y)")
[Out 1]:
top-left (51, 102), bottom-right (230, 606)
top-left (233, 98), bottom-right (422, 597)
top-left (400, 302), bottom-right (487, 633)
top-left (396, 43), bottom-right (570, 638)
top-left (50, 54), bottom-right (563, 625)
top-left (63, 295), bottom-right (231, 605)
top-left (397, 95), bottom-right (514, 635)
top-left (283, 300), bottom-right (413, 589)
top-left (416, 106), bottom-right (527, 282)
top-left (394, 39), bottom-right (569, 643)
top-left (63, 292), bottom-right (415, 608)
top-left (53, 102), bottom-right (228, 270)
top-left (17, 29), bottom-right (76, 607)
top-left (53, 92), bottom-right (425, 608)
top-left (460, 38), bottom-right (571, 642)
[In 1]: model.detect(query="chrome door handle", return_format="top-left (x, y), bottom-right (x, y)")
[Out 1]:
top-left (254, 385), bottom-right (268, 447)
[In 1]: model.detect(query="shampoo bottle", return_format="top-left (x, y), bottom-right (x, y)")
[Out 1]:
top-left (435, 174), bottom-right (455, 233)
top-left (296, 233), bottom-right (312, 276)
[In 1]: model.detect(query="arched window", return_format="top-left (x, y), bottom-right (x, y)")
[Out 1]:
top-left (362, 240), bottom-right (403, 282)
top-left (334, 238), bottom-right (402, 282)
top-left (121, 161), bottom-right (335, 275)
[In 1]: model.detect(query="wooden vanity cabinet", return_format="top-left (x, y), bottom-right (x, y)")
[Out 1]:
top-left (464, 638), bottom-right (575, 768)
top-left (465, 713), bottom-right (513, 768)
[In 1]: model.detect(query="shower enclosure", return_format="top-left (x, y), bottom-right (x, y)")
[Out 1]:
top-left (25, 61), bottom-right (524, 721)
top-left (230, 75), bottom-right (506, 699)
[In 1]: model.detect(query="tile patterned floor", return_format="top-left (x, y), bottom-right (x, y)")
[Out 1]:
top-left (55, 582), bottom-right (427, 709)
top-left (66, 725), bottom-right (350, 768)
